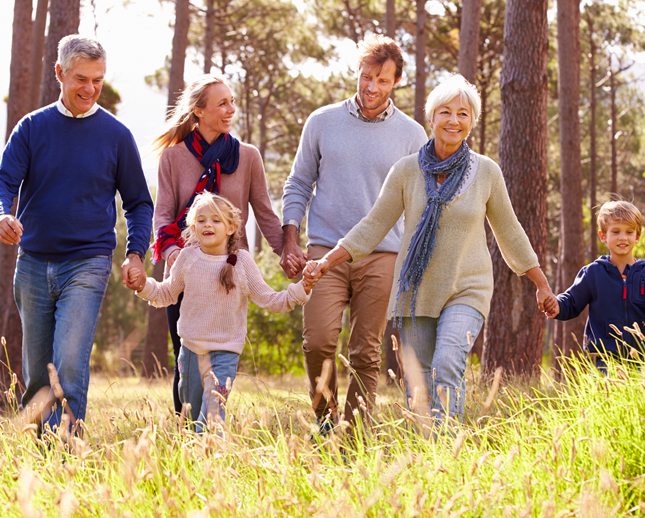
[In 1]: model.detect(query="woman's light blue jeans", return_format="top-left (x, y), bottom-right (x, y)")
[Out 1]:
top-left (14, 250), bottom-right (111, 432)
top-left (177, 346), bottom-right (239, 433)
top-left (400, 305), bottom-right (484, 424)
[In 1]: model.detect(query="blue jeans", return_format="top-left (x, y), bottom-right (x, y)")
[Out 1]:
top-left (177, 346), bottom-right (239, 433)
top-left (400, 305), bottom-right (484, 423)
top-left (14, 250), bottom-right (111, 431)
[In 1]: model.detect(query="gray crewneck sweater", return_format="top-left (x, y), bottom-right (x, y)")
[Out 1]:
top-left (282, 100), bottom-right (427, 252)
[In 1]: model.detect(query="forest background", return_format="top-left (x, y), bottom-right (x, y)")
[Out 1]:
top-left (2, 0), bottom-right (645, 390)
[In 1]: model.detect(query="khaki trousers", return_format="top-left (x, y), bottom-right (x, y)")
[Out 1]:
top-left (303, 245), bottom-right (397, 422)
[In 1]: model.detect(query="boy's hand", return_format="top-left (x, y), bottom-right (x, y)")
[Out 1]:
top-left (544, 297), bottom-right (560, 319)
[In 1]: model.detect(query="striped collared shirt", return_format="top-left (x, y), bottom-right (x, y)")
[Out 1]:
top-left (346, 94), bottom-right (394, 123)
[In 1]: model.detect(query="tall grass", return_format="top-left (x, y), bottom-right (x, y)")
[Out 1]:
top-left (1, 354), bottom-right (645, 517)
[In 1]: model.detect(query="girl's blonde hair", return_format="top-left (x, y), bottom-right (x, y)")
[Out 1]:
top-left (152, 74), bottom-right (227, 154)
top-left (181, 192), bottom-right (242, 294)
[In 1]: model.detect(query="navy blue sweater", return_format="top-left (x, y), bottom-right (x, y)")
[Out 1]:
top-left (556, 256), bottom-right (645, 353)
top-left (0, 104), bottom-right (153, 261)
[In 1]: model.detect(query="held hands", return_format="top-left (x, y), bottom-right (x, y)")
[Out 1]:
top-left (537, 287), bottom-right (560, 319)
top-left (280, 225), bottom-right (307, 278)
top-left (0, 214), bottom-right (23, 245)
top-left (121, 253), bottom-right (146, 291)
top-left (126, 265), bottom-right (147, 292)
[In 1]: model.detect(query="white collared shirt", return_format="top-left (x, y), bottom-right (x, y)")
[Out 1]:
top-left (56, 98), bottom-right (100, 118)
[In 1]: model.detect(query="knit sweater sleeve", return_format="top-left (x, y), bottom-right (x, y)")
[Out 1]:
top-left (485, 162), bottom-right (540, 275)
top-left (0, 115), bottom-right (29, 215)
top-left (154, 147), bottom-right (182, 261)
top-left (246, 146), bottom-right (283, 255)
top-left (136, 248), bottom-right (190, 307)
top-left (281, 112), bottom-right (319, 228)
top-left (239, 251), bottom-right (310, 311)
top-left (339, 160), bottom-right (405, 262)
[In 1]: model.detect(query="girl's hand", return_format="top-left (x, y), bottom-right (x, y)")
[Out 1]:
top-left (127, 268), bottom-right (147, 292)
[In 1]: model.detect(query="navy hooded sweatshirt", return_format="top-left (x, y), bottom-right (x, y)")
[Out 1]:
top-left (556, 256), bottom-right (645, 353)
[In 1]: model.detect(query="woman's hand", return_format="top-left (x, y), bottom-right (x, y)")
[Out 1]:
top-left (166, 248), bottom-right (180, 269)
top-left (525, 266), bottom-right (559, 318)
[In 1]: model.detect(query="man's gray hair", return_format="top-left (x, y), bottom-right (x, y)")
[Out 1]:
top-left (425, 74), bottom-right (481, 125)
top-left (56, 35), bottom-right (106, 74)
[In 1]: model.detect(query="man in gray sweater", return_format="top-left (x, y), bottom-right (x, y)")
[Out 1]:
top-left (281, 35), bottom-right (427, 431)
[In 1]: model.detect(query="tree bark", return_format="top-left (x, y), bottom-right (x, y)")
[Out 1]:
top-left (204, 0), bottom-right (215, 74)
top-left (39, 0), bottom-right (80, 107)
top-left (458, 0), bottom-right (482, 85)
top-left (1, 0), bottom-right (34, 393)
top-left (167, 0), bottom-right (191, 112)
top-left (385, 0), bottom-right (396, 37)
top-left (7, 0), bottom-right (32, 139)
top-left (609, 67), bottom-right (618, 197)
top-left (30, 0), bottom-right (48, 111)
top-left (414, 0), bottom-right (427, 126)
top-left (587, 14), bottom-right (598, 261)
top-left (142, 261), bottom-right (169, 378)
top-left (557, 0), bottom-right (585, 361)
top-left (482, 0), bottom-right (549, 376)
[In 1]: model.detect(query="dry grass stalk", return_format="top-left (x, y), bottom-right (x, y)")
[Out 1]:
top-left (483, 367), bottom-right (503, 411)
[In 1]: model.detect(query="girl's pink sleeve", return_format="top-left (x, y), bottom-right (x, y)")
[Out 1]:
top-left (137, 251), bottom-right (187, 307)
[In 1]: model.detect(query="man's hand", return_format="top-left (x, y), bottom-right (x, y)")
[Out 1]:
top-left (0, 214), bottom-right (23, 245)
top-left (280, 225), bottom-right (307, 278)
top-left (122, 253), bottom-right (145, 291)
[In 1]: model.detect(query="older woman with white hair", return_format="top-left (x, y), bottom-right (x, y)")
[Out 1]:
top-left (307, 74), bottom-right (556, 424)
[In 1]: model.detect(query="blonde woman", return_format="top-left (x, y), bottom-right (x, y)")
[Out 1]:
top-left (151, 75), bottom-right (283, 413)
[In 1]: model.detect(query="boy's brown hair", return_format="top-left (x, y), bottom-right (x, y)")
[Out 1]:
top-left (356, 34), bottom-right (404, 81)
top-left (597, 200), bottom-right (643, 237)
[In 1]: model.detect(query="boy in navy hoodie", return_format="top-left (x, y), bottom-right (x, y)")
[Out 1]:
top-left (549, 201), bottom-right (645, 358)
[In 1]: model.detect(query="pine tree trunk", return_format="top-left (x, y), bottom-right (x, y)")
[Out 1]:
top-left (610, 68), bottom-right (618, 197)
top-left (204, 0), bottom-right (215, 74)
top-left (587, 15), bottom-right (598, 261)
top-left (458, 0), bottom-right (482, 85)
top-left (1, 0), bottom-right (35, 393)
top-left (167, 0), bottom-right (191, 111)
top-left (29, 0), bottom-right (48, 111)
top-left (142, 261), bottom-right (169, 378)
top-left (414, 0), bottom-right (427, 126)
top-left (385, 0), bottom-right (396, 37)
top-left (39, 0), bottom-right (80, 107)
top-left (482, 0), bottom-right (548, 376)
top-left (557, 0), bottom-right (585, 360)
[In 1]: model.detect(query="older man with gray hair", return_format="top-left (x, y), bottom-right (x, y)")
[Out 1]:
top-left (0, 35), bottom-right (153, 432)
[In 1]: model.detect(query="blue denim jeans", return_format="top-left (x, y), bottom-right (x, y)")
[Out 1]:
top-left (14, 250), bottom-right (111, 431)
top-left (400, 305), bottom-right (484, 423)
top-left (177, 346), bottom-right (239, 433)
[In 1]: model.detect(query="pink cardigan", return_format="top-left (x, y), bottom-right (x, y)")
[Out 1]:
top-left (154, 141), bottom-right (283, 272)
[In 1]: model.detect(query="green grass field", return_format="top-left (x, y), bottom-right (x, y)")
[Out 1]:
top-left (1, 355), bottom-right (645, 517)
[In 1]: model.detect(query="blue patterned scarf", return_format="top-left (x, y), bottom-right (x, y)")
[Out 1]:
top-left (394, 139), bottom-right (471, 327)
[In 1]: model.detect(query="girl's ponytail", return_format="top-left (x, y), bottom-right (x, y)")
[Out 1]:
top-left (220, 230), bottom-right (240, 294)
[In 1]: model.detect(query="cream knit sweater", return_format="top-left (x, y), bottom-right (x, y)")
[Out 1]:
top-left (339, 152), bottom-right (539, 320)
top-left (137, 248), bottom-right (310, 355)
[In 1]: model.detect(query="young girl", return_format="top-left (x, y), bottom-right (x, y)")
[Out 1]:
top-left (128, 192), bottom-right (314, 432)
